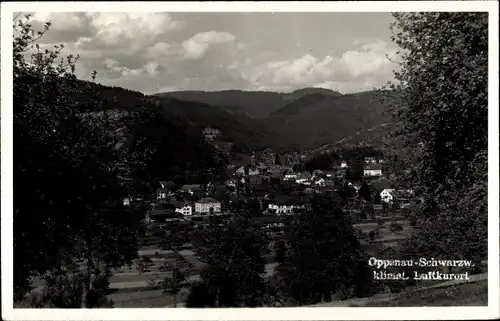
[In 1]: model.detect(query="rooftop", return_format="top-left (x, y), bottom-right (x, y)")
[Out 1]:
top-left (181, 184), bottom-right (203, 191)
top-left (364, 164), bottom-right (383, 170)
top-left (196, 197), bottom-right (220, 204)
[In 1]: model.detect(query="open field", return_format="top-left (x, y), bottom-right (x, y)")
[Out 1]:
top-left (26, 217), bottom-right (441, 308)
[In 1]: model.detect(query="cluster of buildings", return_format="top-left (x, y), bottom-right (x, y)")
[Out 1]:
top-left (140, 147), bottom-right (417, 226)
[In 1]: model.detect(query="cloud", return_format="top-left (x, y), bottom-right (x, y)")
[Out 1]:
top-left (24, 13), bottom-right (398, 94)
top-left (81, 13), bottom-right (184, 51)
top-left (27, 12), bottom-right (97, 44)
top-left (238, 40), bottom-right (398, 93)
top-left (181, 31), bottom-right (237, 60)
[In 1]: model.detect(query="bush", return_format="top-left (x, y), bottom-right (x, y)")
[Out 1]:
top-left (409, 215), bottom-right (418, 227)
top-left (390, 222), bottom-right (404, 233)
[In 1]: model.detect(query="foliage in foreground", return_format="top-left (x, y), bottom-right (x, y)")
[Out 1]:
top-left (13, 15), bottom-right (144, 305)
top-left (186, 213), bottom-right (270, 307)
top-left (275, 194), bottom-right (375, 305)
top-left (381, 12), bottom-right (488, 263)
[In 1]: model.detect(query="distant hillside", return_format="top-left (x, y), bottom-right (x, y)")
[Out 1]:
top-left (66, 81), bottom-right (287, 190)
top-left (283, 87), bottom-right (343, 102)
top-left (263, 90), bottom-right (396, 149)
top-left (271, 93), bottom-right (329, 116)
top-left (155, 87), bottom-right (343, 119)
top-left (154, 88), bottom-right (397, 151)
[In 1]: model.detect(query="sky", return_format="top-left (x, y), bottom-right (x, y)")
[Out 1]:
top-left (25, 12), bottom-right (400, 94)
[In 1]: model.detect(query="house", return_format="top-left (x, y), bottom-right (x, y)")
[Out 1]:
top-left (312, 169), bottom-right (324, 177)
top-left (202, 126), bottom-right (221, 142)
top-left (270, 167), bottom-right (285, 179)
top-left (194, 197), bottom-right (222, 214)
top-left (177, 204), bottom-right (193, 216)
top-left (146, 204), bottom-right (177, 223)
top-left (225, 178), bottom-right (238, 188)
top-left (268, 196), bottom-right (293, 215)
top-left (258, 148), bottom-right (275, 164)
top-left (380, 189), bottom-right (396, 203)
top-left (213, 141), bottom-right (234, 154)
top-left (157, 181), bottom-right (175, 200)
top-left (248, 167), bottom-right (260, 176)
top-left (180, 184), bottom-right (204, 196)
top-left (256, 162), bottom-right (268, 172)
top-left (323, 170), bottom-right (336, 179)
top-left (363, 164), bottom-right (383, 177)
top-left (253, 216), bottom-right (285, 229)
top-left (207, 180), bottom-right (225, 193)
top-left (284, 172), bottom-right (298, 181)
top-left (295, 171), bottom-right (312, 182)
top-left (312, 177), bottom-right (326, 187)
top-left (324, 179), bottom-right (335, 189)
top-left (371, 180), bottom-right (391, 192)
top-left (170, 199), bottom-right (193, 216)
top-left (364, 157), bottom-right (377, 164)
top-left (268, 196), bottom-right (307, 215)
top-left (303, 187), bottom-right (316, 194)
top-left (302, 180), bottom-right (313, 186)
top-left (236, 166), bottom-right (246, 176)
top-left (248, 174), bottom-right (263, 188)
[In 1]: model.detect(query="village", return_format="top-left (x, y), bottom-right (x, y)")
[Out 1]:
top-left (111, 137), bottom-right (420, 307)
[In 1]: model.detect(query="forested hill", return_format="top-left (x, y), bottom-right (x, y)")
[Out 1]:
top-left (262, 90), bottom-right (396, 149)
top-left (154, 88), bottom-right (397, 151)
top-left (66, 80), bottom-right (230, 191)
top-left (155, 87), bottom-right (343, 119)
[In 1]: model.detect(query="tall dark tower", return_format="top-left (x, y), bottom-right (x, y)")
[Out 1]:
top-left (250, 150), bottom-right (256, 166)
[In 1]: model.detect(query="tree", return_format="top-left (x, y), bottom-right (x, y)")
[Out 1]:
top-left (304, 154), bottom-right (333, 171)
top-left (292, 163), bottom-right (305, 172)
top-left (358, 181), bottom-right (372, 201)
top-left (382, 13), bottom-right (487, 262)
top-left (346, 160), bottom-right (364, 181)
top-left (187, 212), bottom-right (269, 307)
top-left (373, 190), bottom-right (382, 204)
top-left (341, 182), bottom-right (356, 200)
top-left (274, 154), bottom-right (282, 165)
top-left (13, 15), bottom-right (144, 304)
top-left (275, 240), bottom-right (286, 264)
top-left (276, 194), bottom-right (370, 304)
top-left (163, 268), bottom-right (186, 307)
top-left (390, 222), bottom-right (404, 233)
top-left (244, 198), bottom-right (262, 216)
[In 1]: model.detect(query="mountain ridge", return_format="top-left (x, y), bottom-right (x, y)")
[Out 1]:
top-left (154, 87), bottom-right (344, 119)
top-left (153, 87), bottom-right (396, 151)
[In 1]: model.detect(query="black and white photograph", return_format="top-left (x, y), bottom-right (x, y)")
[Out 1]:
top-left (1, 1), bottom-right (499, 320)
